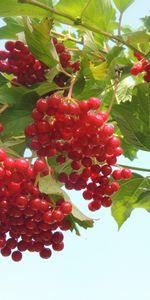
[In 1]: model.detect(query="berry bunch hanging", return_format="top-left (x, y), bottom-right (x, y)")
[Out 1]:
top-left (0, 41), bottom-right (48, 86)
top-left (25, 93), bottom-right (132, 212)
top-left (0, 148), bottom-right (72, 261)
top-left (0, 38), bottom-right (80, 87)
top-left (0, 36), bottom-right (133, 263)
top-left (130, 52), bottom-right (150, 82)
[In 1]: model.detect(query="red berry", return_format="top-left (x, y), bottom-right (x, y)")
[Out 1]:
top-left (0, 148), bottom-right (7, 161)
top-left (52, 232), bottom-right (64, 244)
top-left (40, 248), bottom-right (52, 259)
top-left (12, 251), bottom-right (22, 262)
top-left (0, 122), bottom-right (4, 133)
top-left (5, 41), bottom-right (15, 51)
top-left (88, 97), bottom-right (101, 110)
top-left (1, 246), bottom-right (11, 257)
top-left (60, 202), bottom-right (72, 214)
top-left (52, 242), bottom-right (64, 251)
top-left (121, 168), bottom-right (132, 179)
top-left (112, 170), bottom-right (122, 180)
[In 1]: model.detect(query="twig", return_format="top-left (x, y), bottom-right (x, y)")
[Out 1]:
top-left (107, 78), bottom-right (119, 114)
top-left (51, 30), bottom-right (82, 44)
top-left (0, 103), bottom-right (9, 113)
top-left (118, 12), bottom-right (123, 37)
top-left (118, 164), bottom-right (150, 173)
top-left (67, 75), bottom-right (77, 99)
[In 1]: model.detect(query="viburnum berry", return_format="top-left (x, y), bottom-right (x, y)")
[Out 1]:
top-left (52, 242), bottom-right (64, 251)
top-left (40, 248), bottom-right (52, 259)
top-left (0, 122), bottom-right (4, 133)
top-left (11, 251), bottom-right (22, 262)
top-left (121, 168), bottom-right (132, 179)
top-left (130, 52), bottom-right (150, 83)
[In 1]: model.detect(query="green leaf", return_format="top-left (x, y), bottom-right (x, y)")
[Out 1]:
top-left (56, 0), bottom-right (85, 18)
top-left (121, 139), bottom-right (138, 161)
top-left (141, 15), bottom-right (150, 32)
top-left (0, 140), bottom-right (21, 158)
top-left (111, 83), bottom-right (150, 151)
top-left (82, 0), bottom-right (116, 32)
top-left (107, 46), bottom-right (124, 64)
top-left (28, 81), bottom-right (59, 97)
top-left (74, 77), bottom-right (105, 100)
top-left (123, 31), bottom-right (150, 45)
top-left (0, 0), bottom-right (53, 17)
top-left (111, 174), bottom-right (150, 228)
top-left (56, 0), bottom-right (116, 31)
top-left (0, 107), bottom-right (33, 138)
top-left (0, 17), bottom-right (23, 39)
top-left (108, 56), bottom-right (132, 79)
top-left (24, 18), bottom-right (58, 68)
top-left (39, 174), bottom-right (63, 195)
top-left (116, 78), bottom-right (135, 103)
top-left (83, 31), bottom-right (99, 52)
top-left (68, 213), bottom-right (94, 236)
top-left (113, 0), bottom-right (135, 13)
top-left (38, 174), bottom-right (94, 235)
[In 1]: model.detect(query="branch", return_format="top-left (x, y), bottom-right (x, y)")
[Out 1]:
top-left (67, 75), bottom-right (77, 99)
top-left (0, 103), bottom-right (9, 113)
top-left (107, 78), bottom-right (119, 114)
top-left (118, 12), bottom-right (123, 37)
top-left (19, 0), bottom-right (145, 56)
top-left (51, 30), bottom-right (82, 44)
top-left (118, 164), bottom-right (150, 173)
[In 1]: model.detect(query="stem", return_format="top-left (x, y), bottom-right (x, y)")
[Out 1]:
top-left (107, 78), bottom-right (119, 114)
top-left (118, 164), bottom-right (150, 173)
top-left (20, 0), bottom-right (144, 56)
top-left (51, 30), bottom-right (82, 44)
top-left (67, 75), bottom-right (77, 98)
top-left (34, 172), bottom-right (40, 186)
top-left (67, 47), bottom-right (106, 60)
top-left (21, 0), bottom-right (75, 22)
top-left (0, 103), bottom-right (9, 113)
top-left (118, 12), bottom-right (123, 37)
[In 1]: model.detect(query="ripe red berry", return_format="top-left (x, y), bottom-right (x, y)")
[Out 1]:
top-left (0, 148), bottom-right (7, 161)
top-left (52, 232), bottom-right (64, 244)
top-left (40, 248), bottom-right (52, 259)
top-left (112, 170), bottom-right (122, 180)
top-left (12, 251), bottom-right (22, 262)
top-left (52, 242), bottom-right (64, 251)
top-left (60, 202), bottom-right (72, 215)
top-left (0, 122), bottom-right (4, 133)
top-left (88, 97), bottom-right (101, 110)
top-left (121, 168), bottom-right (132, 179)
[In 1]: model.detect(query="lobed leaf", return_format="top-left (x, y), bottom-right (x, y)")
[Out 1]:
top-left (113, 0), bottom-right (135, 13)
top-left (112, 174), bottom-right (150, 228)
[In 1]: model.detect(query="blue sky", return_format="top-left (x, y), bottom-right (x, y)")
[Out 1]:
top-left (0, 1), bottom-right (150, 300)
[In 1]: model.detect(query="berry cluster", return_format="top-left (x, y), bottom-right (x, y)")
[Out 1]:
top-left (130, 52), bottom-right (150, 82)
top-left (0, 39), bottom-right (80, 88)
top-left (25, 94), bottom-right (132, 212)
top-left (53, 38), bottom-right (80, 87)
top-left (0, 148), bottom-right (72, 261)
top-left (0, 41), bottom-right (48, 86)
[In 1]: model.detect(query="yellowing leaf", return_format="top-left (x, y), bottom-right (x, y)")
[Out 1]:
top-left (90, 61), bottom-right (108, 80)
